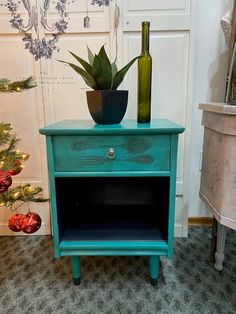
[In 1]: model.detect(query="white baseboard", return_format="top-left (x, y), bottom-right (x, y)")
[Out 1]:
top-left (174, 224), bottom-right (188, 238)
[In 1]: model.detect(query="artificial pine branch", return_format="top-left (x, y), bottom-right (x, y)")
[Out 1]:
top-left (0, 123), bottom-right (12, 146)
top-left (0, 184), bottom-right (48, 208)
top-left (0, 76), bottom-right (36, 93)
top-left (0, 135), bottom-right (25, 171)
top-left (0, 136), bottom-right (19, 156)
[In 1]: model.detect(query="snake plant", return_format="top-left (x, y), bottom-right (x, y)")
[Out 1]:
top-left (59, 45), bottom-right (139, 90)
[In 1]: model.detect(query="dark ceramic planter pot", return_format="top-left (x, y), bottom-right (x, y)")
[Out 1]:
top-left (86, 90), bottom-right (128, 125)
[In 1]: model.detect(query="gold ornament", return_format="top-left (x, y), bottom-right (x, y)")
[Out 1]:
top-left (21, 153), bottom-right (29, 160)
top-left (25, 185), bottom-right (36, 194)
top-left (13, 191), bottom-right (21, 199)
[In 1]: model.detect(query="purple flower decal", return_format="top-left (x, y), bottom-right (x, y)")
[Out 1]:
top-left (6, 0), bottom-right (68, 60)
top-left (91, 0), bottom-right (112, 6)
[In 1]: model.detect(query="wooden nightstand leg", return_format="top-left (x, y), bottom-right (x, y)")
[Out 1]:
top-left (214, 223), bottom-right (227, 271)
top-left (149, 256), bottom-right (159, 286)
top-left (71, 256), bottom-right (81, 285)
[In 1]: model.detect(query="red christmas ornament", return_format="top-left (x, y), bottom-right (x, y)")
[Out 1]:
top-left (8, 213), bottom-right (25, 232)
top-left (21, 212), bottom-right (42, 234)
top-left (8, 160), bottom-right (22, 176)
top-left (0, 170), bottom-right (12, 194)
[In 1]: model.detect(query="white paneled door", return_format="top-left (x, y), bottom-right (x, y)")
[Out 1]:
top-left (0, 0), bottom-right (193, 236)
top-left (119, 0), bottom-right (192, 236)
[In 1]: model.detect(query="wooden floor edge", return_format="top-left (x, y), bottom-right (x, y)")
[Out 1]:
top-left (188, 217), bottom-right (213, 227)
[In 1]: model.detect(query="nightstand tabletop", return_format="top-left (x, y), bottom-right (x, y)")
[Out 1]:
top-left (40, 119), bottom-right (185, 135)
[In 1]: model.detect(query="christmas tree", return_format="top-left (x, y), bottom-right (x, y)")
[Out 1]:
top-left (0, 77), bottom-right (47, 234)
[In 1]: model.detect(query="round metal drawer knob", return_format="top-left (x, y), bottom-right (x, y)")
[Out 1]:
top-left (107, 148), bottom-right (116, 159)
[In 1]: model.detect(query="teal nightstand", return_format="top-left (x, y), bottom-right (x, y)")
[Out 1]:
top-left (40, 119), bottom-right (184, 285)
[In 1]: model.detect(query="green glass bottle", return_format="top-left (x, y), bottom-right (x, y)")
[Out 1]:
top-left (137, 21), bottom-right (152, 123)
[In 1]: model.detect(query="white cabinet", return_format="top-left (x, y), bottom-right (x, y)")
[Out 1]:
top-left (199, 102), bottom-right (236, 270)
top-left (123, 0), bottom-right (190, 31)
top-left (0, 0), bottom-right (193, 236)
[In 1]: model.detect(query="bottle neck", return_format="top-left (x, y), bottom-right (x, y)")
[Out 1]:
top-left (141, 22), bottom-right (150, 53)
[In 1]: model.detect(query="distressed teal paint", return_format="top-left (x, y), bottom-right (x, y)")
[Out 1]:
top-left (40, 119), bottom-right (184, 283)
top-left (71, 256), bottom-right (81, 278)
top-left (60, 239), bottom-right (168, 256)
top-left (60, 241), bottom-right (169, 251)
top-left (54, 171), bottom-right (171, 177)
top-left (53, 134), bottom-right (170, 172)
top-left (149, 256), bottom-right (160, 279)
top-left (61, 250), bottom-right (168, 256)
top-left (46, 136), bottom-right (60, 258)
top-left (168, 134), bottom-right (178, 258)
top-left (39, 119), bottom-right (185, 136)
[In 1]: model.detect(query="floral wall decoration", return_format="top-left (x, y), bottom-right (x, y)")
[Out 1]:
top-left (3, 0), bottom-right (113, 60)
top-left (91, 0), bottom-right (112, 6)
top-left (6, 0), bottom-right (69, 60)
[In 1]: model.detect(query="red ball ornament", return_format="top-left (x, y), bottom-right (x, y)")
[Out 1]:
top-left (0, 170), bottom-right (12, 194)
top-left (21, 212), bottom-right (42, 234)
top-left (8, 160), bottom-right (22, 176)
top-left (8, 213), bottom-right (24, 232)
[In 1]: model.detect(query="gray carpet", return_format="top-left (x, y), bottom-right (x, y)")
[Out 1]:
top-left (0, 227), bottom-right (235, 314)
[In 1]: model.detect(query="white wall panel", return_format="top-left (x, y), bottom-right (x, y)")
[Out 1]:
top-left (123, 31), bottom-right (189, 181)
top-left (44, 34), bottom-right (110, 122)
top-left (126, 0), bottom-right (189, 11)
top-left (123, 0), bottom-right (190, 31)
top-left (48, 0), bottom-right (110, 33)
top-left (175, 197), bottom-right (185, 237)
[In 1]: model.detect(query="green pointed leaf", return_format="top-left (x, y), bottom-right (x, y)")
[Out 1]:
top-left (87, 45), bottom-right (95, 65)
top-left (92, 55), bottom-right (107, 89)
top-left (97, 45), bottom-right (111, 67)
top-left (111, 56), bottom-right (139, 90)
top-left (69, 51), bottom-right (93, 76)
top-left (92, 46), bottom-right (112, 89)
top-left (58, 60), bottom-right (99, 89)
top-left (111, 61), bottom-right (118, 78)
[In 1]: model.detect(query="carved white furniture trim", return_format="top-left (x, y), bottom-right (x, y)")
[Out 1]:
top-left (199, 102), bottom-right (236, 270)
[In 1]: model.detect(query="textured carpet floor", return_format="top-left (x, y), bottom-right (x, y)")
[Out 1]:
top-left (0, 227), bottom-right (235, 314)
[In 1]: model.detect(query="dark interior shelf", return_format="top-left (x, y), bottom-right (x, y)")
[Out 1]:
top-left (61, 229), bottom-right (165, 241)
top-left (56, 177), bottom-right (170, 241)
top-left (60, 205), bottom-right (166, 241)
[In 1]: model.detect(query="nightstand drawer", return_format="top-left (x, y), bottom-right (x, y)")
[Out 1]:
top-left (53, 135), bottom-right (170, 172)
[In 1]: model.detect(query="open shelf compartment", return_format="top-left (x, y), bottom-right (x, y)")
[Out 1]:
top-left (55, 177), bottom-right (170, 242)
